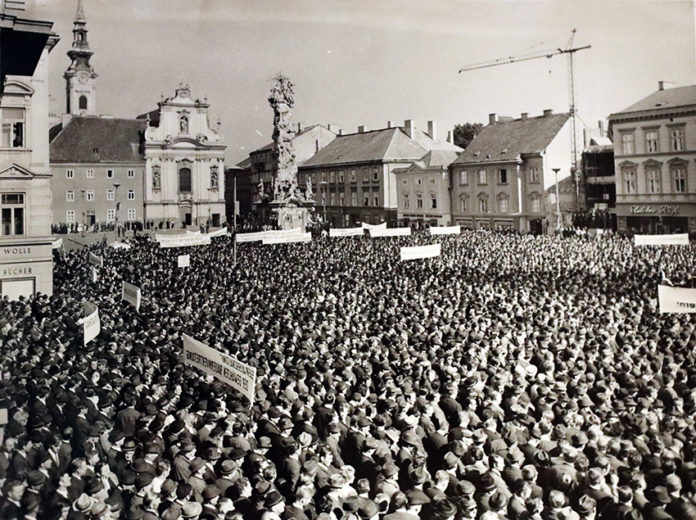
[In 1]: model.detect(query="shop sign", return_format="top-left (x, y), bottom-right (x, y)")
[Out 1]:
top-left (630, 205), bottom-right (680, 216)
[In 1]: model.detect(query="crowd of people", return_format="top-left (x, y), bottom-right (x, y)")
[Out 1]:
top-left (1, 230), bottom-right (695, 520)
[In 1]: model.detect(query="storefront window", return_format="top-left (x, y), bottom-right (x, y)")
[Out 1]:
top-left (1, 193), bottom-right (25, 236)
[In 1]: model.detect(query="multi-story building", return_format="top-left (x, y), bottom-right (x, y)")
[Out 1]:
top-left (608, 82), bottom-right (696, 234)
top-left (50, 1), bottom-right (145, 231)
top-left (0, 2), bottom-right (57, 299)
top-left (395, 150), bottom-right (458, 226)
top-left (139, 84), bottom-right (226, 227)
top-left (229, 123), bottom-right (336, 223)
top-left (298, 120), bottom-right (460, 227)
top-left (579, 133), bottom-right (616, 229)
top-left (449, 110), bottom-right (571, 233)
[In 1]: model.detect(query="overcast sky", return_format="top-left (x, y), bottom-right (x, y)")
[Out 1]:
top-left (29, 0), bottom-right (695, 164)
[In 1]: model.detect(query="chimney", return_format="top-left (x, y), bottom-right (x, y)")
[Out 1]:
top-left (338, 129), bottom-right (343, 136)
top-left (488, 113), bottom-right (496, 125)
top-left (427, 120), bottom-right (436, 140)
top-left (327, 123), bottom-right (332, 132)
top-left (521, 112), bottom-right (528, 120)
top-left (297, 122), bottom-right (302, 132)
top-left (446, 130), bottom-right (453, 144)
top-left (658, 81), bottom-right (664, 91)
top-left (387, 121), bottom-right (394, 128)
top-left (358, 125), bottom-right (365, 133)
top-left (315, 139), bottom-right (319, 153)
top-left (598, 120), bottom-right (604, 136)
top-left (543, 109), bottom-right (553, 117)
top-left (404, 119), bottom-right (415, 139)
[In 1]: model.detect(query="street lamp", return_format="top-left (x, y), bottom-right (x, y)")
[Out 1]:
top-left (319, 181), bottom-right (327, 223)
top-left (113, 182), bottom-right (120, 235)
top-left (80, 189), bottom-right (86, 237)
top-left (552, 168), bottom-right (561, 233)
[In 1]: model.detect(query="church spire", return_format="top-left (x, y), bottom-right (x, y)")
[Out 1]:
top-left (64, 0), bottom-right (97, 115)
top-left (75, 0), bottom-right (86, 24)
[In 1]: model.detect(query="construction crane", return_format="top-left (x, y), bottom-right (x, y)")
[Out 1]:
top-left (459, 29), bottom-right (591, 211)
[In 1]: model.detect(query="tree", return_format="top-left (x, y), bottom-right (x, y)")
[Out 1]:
top-left (453, 122), bottom-right (483, 149)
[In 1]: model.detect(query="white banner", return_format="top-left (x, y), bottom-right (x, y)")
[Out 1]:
top-left (370, 227), bottom-right (412, 238)
top-left (52, 238), bottom-right (63, 249)
top-left (362, 222), bottom-right (387, 231)
top-left (183, 334), bottom-right (256, 403)
top-left (429, 226), bottom-right (461, 236)
top-left (658, 285), bottom-right (696, 313)
top-left (236, 228), bottom-right (303, 243)
top-left (206, 228), bottom-right (229, 238)
top-left (178, 254), bottom-right (190, 268)
top-left (156, 234), bottom-right (211, 248)
top-left (400, 243), bottom-right (441, 261)
top-left (89, 253), bottom-right (103, 267)
top-left (635, 233), bottom-right (689, 246)
top-left (83, 302), bottom-right (100, 346)
top-left (262, 232), bottom-right (312, 245)
top-left (236, 231), bottom-right (266, 243)
top-left (329, 227), bottom-right (364, 238)
top-left (90, 266), bottom-right (97, 282)
top-left (110, 241), bottom-right (131, 249)
top-left (122, 282), bottom-right (141, 311)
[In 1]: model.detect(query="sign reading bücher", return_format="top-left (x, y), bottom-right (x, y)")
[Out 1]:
top-left (183, 334), bottom-right (256, 403)
top-left (658, 285), bottom-right (696, 313)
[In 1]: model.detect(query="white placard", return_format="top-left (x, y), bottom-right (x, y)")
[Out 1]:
top-left (90, 266), bottom-right (97, 282)
top-left (122, 281), bottom-right (141, 311)
top-left (177, 254), bottom-right (190, 268)
top-left (362, 222), bottom-right (387, 231)
top-left (329, 227), bottom-right (364, 238)
top-left (83, 302), bottom-right (100, 345)
top-left (262, 232), bottom-right (312, 245)
top-left (111, 241), bottom-right (131, 249)
top-left (429, 226), bottom-right (461, 236)
top-left (400, 243), bottom-right (441, 261)
top-left (635, 233), bottom-right (689, 246)
top-left (88, 253), bottom-right (103, 267)
top-left (370, 227), bottom-right (412, 238)
top-left (52, 238), bottom-right (63, 249)
top-left (206, 228), bottom-right (230, 238)
top-left (156, 234), bottom-right (211, 248)
top-left (183, 334), bottom-right (256, 403)
top-left (236, 231), bottom-right (267, 243)
top-left (658, 285), bottom-right (696, 313)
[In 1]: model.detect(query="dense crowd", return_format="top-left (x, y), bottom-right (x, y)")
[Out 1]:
top-left (1, 230), bottom-right (695, 520)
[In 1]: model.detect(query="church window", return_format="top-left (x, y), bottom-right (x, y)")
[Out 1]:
top-left (79, 96), bottom-right (88, 110)
top-left (179, 163), bottom-right (192, 193)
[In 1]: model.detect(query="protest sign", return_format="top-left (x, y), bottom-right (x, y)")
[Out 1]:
top-left (400, 243), bottom-right (441, 261)
top-left (429, 226), bottom-right (461, 236)
top-left (122, 282), bottom-right (141, 311)
top-left (178, 254), bottom-right (190, 268)
top-left (83, 302), bottom-right (100, 345)
top-left (635, 233), bottom-right (689, 246)
top-left (52, 238), bottom-right (63, 249)
top-left (658, 285), bottom-right (696, 313)
top-left (156, 234), bottom-right (211, 248)
top-left (262, 232), bottom-right (312, 245)
top-left (206, 228), bottom-right (229, 238)
top-left (90, 266), bottom-right (97, 282)
top-left (236, 231), bottom-right (267, 243)
top-left (0, 408), bottom-right (6, 426)
top-left (362, 222), bottom-right (387, 231)
top-left (183, 334), bottom-right (256, 403)
top-left (329, 227), bottom-right (364, 238)
top-left (88, 253), bottom-right (103, 267)
top-left (370, 227), bottom-right (411, 237)
top-left (111, 241), bottom-right (131, 249)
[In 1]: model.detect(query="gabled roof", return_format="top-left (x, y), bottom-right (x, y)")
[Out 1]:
top-left (50, 116), bottom-right (146, 163)
top-left (452, 112), bottom-right (570, 165)
top-left (394, 150), bottom-right (460, 174)
top-left (235, 124), bottom-right (335, 168)
top-left (613, 84), bottom-right (696, 115)
top-left (301, 127), bottom-right (428, 167)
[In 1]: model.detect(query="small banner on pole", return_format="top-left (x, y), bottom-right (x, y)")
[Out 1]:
top-left (183, 334), bottom-right (256, 403)
top-left (89, 253), bottom-right (103, 267)
top-left (122, 282), bottom-right (142, 311)
top-left (635, 233), bottom-right (689, 246)
top-left (329, 227), bottom-right (364, 238)
top-left (83, 302), bottom-right (100, 345)
top-left (430, 226), bottom-right (461, 236)
top-left (658, 285), bottom-right (696, 313)
top-left (90, 266), bottom-right (97, 282)
top-left (400, 243), bottom-right (441, 261)
top-left (177, 254), bottom-right (190, 268)
top-left (52, 238), bottom-right (63, 249)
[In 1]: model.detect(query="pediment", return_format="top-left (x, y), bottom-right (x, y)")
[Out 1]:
top-left (2, 80), bottom-right (34, 96)
top-left (171, 137), bottom-right (203, 148)
top-left (0, 163), bottom-right (36, 179)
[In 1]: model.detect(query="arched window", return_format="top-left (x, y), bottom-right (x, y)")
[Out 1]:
top-left (79, 95), bottom-right (88, 110)
top-left (497, 193), bottom-right (510, 213)
top-left (179, 162), bottom-right (192, 193)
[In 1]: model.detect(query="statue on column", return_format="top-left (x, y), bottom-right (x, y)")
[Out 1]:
top-left (269, 74), bottom-right (299, 203)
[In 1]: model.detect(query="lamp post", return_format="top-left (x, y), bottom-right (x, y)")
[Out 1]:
top-left (80, 189), bottom-right (86, 237)
top-left (319, 181), bottom-right (327, 223)
top-left (552, 168), bottom-right (561, 233)
top-left (113, 183), bottom-right (120, 236)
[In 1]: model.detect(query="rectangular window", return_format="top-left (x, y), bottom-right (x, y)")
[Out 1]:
top-left (460, 198), bottom-right (467, 212)
top-left (673, 167), bottom-right (687, 193)
top-left (127, 169), bottom-right (135, 178)
top-left (478, 169), bottom-right (487, 185)
top-left (416, 178), bottom-right (422, 185)
top-left (530, 168), bottom-right (540, 184)
top-left (498, 169), bottom-right (507, 184)
top-left (645, 130), bottom-right (659, 153)
top-left (403, 194), bottom-right (409, 209)
top-left (1, 107), bottom-right (25, 148)
top-left (329, 171), bottom-right (335, 183)
top-left (531, 197), bottom-right (540, 213)
top-left (350, 170), bottom-right (357, 183)
top-left (66, 210), bottom-right (76, 223)
top-left (363, 193), bottom-right (369, 207)
top-left (623, 170), bottom-right (636, 194)
top-left (106, 209), bottom-right (116, 222)
top-left (1, 193), bottom-right (25, 236)
top-left (479, 198), bottom-right (488, 213)
top-left (128, 189), bottom-right (135, 200)
top-left (372, 168), bottom-right (379, 182)
top-left (416, 194), bottom-right (423, 209)
top-left (402, 178), bottom-right (408, 185)
top-left (106, 189), bottom-right (114, 201)
top-left (459, 170), bottom-right (468, 185)
top-left (87, 169), bottom-right (95, 179)
top-left (85, 190), bottom-right (95, 201)
top-left (338, 170), bottom-right (344, 183)
top-left (374, 194), bottom-right (379, 207)
top-left (646, 168), bottom-right (661, 194)
top-left (339, 192), bottom-right (345, 206)
top-left (431, 195), bottom-right (437, 209)
top-left (670, 127), bottom-right (685, 152)
top-left (66, 190), bottom-right (75, 202)
top-left (499, 197), bottom-right (509, 213)
top-left (351, 191), bottom-right (357, 206)
top-left (363, 168), bottom-right (369, 182)
top-left (621, 132), bottom-right (634, 155)
top-left (429, 177), bottom-right (436, 185)
top-left (322, 171), bottom-right (327, 182)
top-left (66, 169), bottom-right (74, 179)
top-left (330, 192), bottom-right (335, 206)
top-left (128, 209), bottom-right (136, 221)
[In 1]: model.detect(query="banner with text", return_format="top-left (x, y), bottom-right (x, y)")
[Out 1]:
top-left (635, 233), bottom-right (689, 246)
top-left (429, 226), bottom-right (461, 236)
top-left (206, 227), bottom-right (230, 238)
top-left (400, 243), bottom-right (441, 261)
top-left (83, 302), bottom-right (100, 345)
top-left (183, 334), bottom-right (256, 403)
top-left (262, 232), bottom-right (312, 245)
top-left (178, 254), bottom-right (190, 268)
top-left (329, 227), bottom-right (364, 238)
top-left (90, 266), bottom-right (97, 282)
top-left (362, 222), bottom-right (387, 231)
top-left (89, 253), bottom-right (103, 267)
top-left (658, 285), bottom-right (696, 313)
top-left (156, 234), bottom-right (211, 248)
top-left (370, 227), bottom-right (412, 238)
top-left (122, 282), bottom-right (141, 311)
top-left (111, 241), bottom-right (131, 249)
top-left (236, 231), bottom-right (267, 243)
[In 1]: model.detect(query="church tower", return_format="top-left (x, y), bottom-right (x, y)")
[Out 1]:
top-left (64, 0), bottom-right (97, 116)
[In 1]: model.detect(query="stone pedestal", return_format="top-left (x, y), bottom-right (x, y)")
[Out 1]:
top-left (271, 201), bottom-right (314, 230)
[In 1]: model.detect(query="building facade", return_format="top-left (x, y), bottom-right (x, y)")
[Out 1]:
top-left (140, 84), bottom-right (226, 227)
top-left (395, 150), bottom-right (458, 226)
top-left (0, 3), bottom-right (57, 299)
top-left (299, 120), bottom-right (460, 227)
top-left (579, 138), bottom-right (616, 229)
top-left (449, 111), bottom-right (571, 233)
top-left (608, 82), bottom-right (696, 234)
